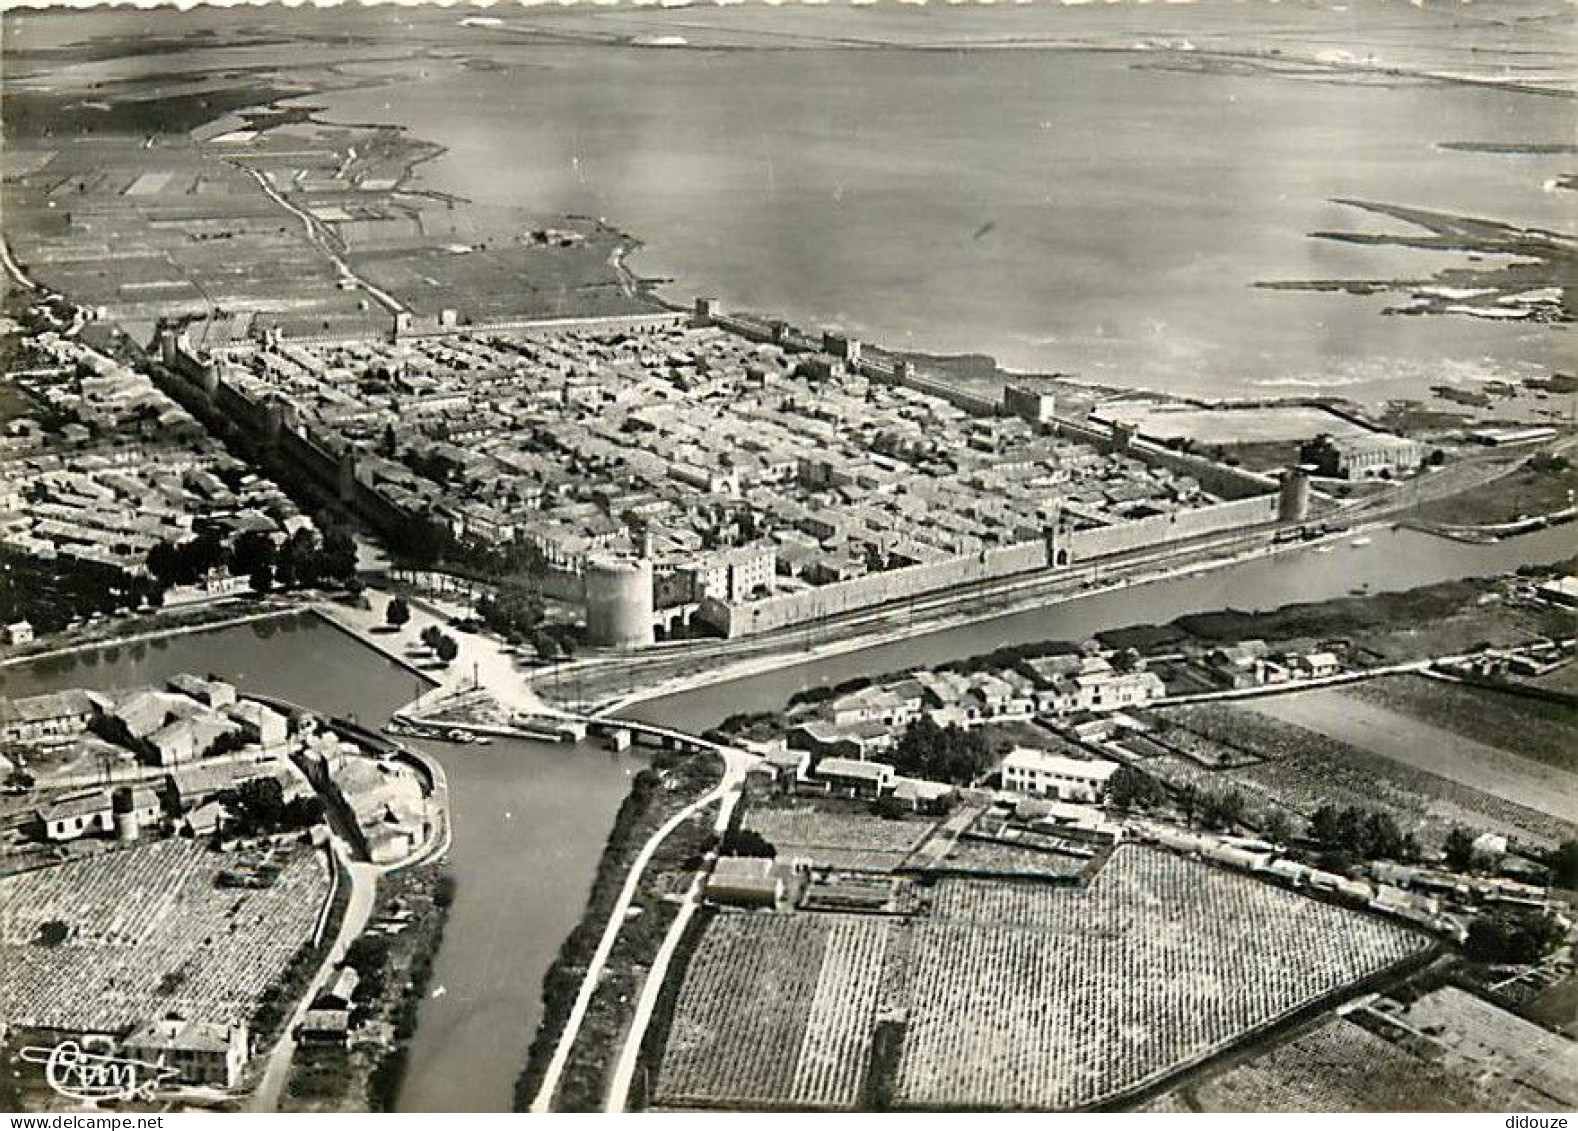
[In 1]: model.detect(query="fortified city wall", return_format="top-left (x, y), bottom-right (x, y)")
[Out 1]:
top-left (696, 538), bottom-right (1052, 637)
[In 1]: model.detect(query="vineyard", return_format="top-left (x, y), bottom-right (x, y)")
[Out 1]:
top-left (653, 846), bottom-right (1432, 1111)
top-left (1184, 1017), bottom-right (1487, 1112)
top-left (655, 912), bottom-right (891, 1110)
top-left (744, 801), bottom-right (935, 871)
top-left (0, 839), bottom-right (330, 1030)
top-left (934, 839), bottom-right (1090, 881)
top-left (1347, 676), bottom-right (1577, 774)
top-left (891, 848), bottom-right (1428, 1110)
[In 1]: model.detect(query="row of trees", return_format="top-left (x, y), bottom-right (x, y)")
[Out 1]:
top-left (146, 514), bottom-right (358, 595)
top-left (0, 550), bottom-right (165, 633)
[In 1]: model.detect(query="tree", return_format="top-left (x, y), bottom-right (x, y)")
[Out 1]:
top-left (1261, 808), bottom-right (1297, 846)
top-left (872, 795), bottom-right (908, 821)
top-left (230, 530), bottom-right (277, 580)
top-left (890, 716), bottom-right (993, 785)
top-left (146, 540), bottom-right (181, 588)
top-left (1107, 765), bottom-right (1164, 812)
top-left (720, 828), bottom-right (776, 857)
top-left (1444, 826), bottom-right (1479, 872)
top-left (1309, 803), bottom-right (1417, 861)
top-left (248, 563), bottom-right (273, 595)
top-left (434, 635), bottom-right (459, 665)
top-left (386, 596), bottom-right (411, 629)
top-left (420, 624), bottom-right (443, 651)
top-left (1546, 840), bottom-right (1578, 890)
top-left (1464, 909), bottom-right (1566, 966)
top-left (1198, 787), bottom-right (1247, 832)
top-left (532, 631), bottom-right (562, 663)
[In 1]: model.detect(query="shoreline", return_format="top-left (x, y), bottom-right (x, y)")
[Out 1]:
top-left (254, 63), bottom-right (1540, 419)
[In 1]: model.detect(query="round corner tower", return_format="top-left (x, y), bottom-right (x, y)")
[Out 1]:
top-left (583, 557), bottom-right (655, 650)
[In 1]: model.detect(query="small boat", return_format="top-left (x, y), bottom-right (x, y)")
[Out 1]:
top-left (1350, 536), bottom-right (1373, 548)
top-left (1314, 544), bottom-right (1334, 554)
top-left (473, 735), bottom-right (494, 746)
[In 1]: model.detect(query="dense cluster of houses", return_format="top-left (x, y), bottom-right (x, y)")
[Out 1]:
top-left (748, 745), bottom-right (957, 813)
top-left (213, 323), bottom-right (1209, 599)
top-left (298, 737), bottom-right (431, 865)
top-left (786, 652), bottom-right (1168, 761)
top-left (2, 674), bottom-right (290, 769)
top-left (0, 333), bottom-right (299, 583)
top-left (2, 675), bottom-right (300, 846)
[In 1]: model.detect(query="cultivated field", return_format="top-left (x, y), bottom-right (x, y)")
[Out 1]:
top-left (1401, 986), bottom-right (1578, 1109)
top-left (0, 839), bottom-right (330, 1030)
top-left (1246, 687), bottom-right (1578, 833)
top-left (933, 838), bottom-right (1091, 880)
top-left (1346, 675), bottom-right (1577, 774)
top-left (1177, 1017), bottom-right (1489, 1112)
top-left (893, 850), bottom-right (1427, 1110)
top-left (744, 800), bottom-right (936, 871)
top-left (1149, 699), bottom-right (1573, 848)
top-left (653, 846), bottom-right (1428, 1111)
top-left (656, 913), bottom-right (891, 1110)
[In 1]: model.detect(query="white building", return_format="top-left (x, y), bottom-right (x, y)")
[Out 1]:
top-left (1000, 748), bottom-right (1120, 803)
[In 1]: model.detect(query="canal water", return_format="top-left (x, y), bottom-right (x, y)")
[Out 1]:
top-left (3, 522), bottom-right (1571, 1110)
top-left (623, 523), bottom-right (1578, 730)
top-left (0, 611), bottom-right (647, 1115)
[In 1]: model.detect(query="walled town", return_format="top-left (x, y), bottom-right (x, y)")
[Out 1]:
top-left (1, 7), bottom-right (1574, 1118)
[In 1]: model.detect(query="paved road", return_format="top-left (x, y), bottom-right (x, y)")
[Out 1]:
top-left (530, 747), bottom-right (753, 1113)
top-left (234, 163), bottom-right (407, 317)
top-left (250, 848), bottom-right (377, 1112)
top-left (602, 768), bottom-right (748, 1112)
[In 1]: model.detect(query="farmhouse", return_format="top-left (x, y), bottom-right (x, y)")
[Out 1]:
top-left (1000, 748), bottom-right (1119, 803)
top-left (811, 757), bottom-right (897, 799)
top-left (120, 1017), bottom-right (248, 1090)
top-left (706, 855), bottom-right (786, 908)
top-left (35, 786), bottom-right (160, 842)
top-left (0, 689), bottom-right (104, 743)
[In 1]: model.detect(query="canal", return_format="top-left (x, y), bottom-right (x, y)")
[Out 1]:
top-left (2, 521), bottom-right (1571, 1111)
top-left (622, 523), bottom-right (1578, 731)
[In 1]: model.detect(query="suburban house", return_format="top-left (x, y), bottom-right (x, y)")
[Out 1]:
top-left (166, 673), bottom-right (238, 709)
top-left (1206, 640), bottom-right (1270, 689)
top-left (35, 786), bottom-right (160, 842)
top-left (787, 720), bottom-right (894, 761)
top-left (811, 757), bottom-right (897, 799)
top-left (224, 700), bottom-right (290, 750)
top-left (892, 776), bottom-right (955, 814)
